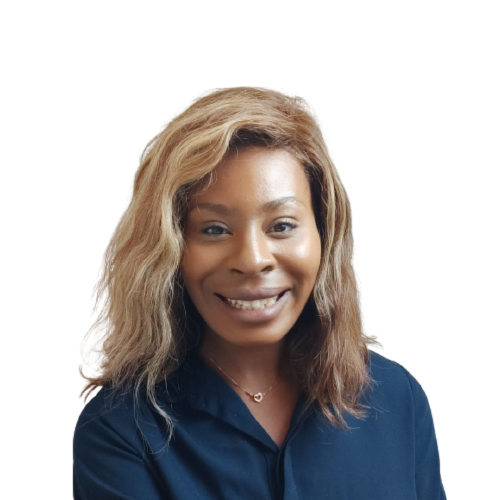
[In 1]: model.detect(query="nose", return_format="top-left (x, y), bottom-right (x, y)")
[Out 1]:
top-left (226, 227), bottom-right (276, 276)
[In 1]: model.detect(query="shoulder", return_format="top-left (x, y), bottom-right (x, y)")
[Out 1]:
top-left (74, 378), bottom-right (184, 457)
top-left (73, 384), bottom-right (180, 498)
top-left (368, 349), bottom-right (426, 394)
top-left (74, 385), bottom-right (142, 455)
top-left (367, 349), bottom-right (431, 422)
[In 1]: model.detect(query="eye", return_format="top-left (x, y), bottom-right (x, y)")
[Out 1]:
top-left (202, 226), bottom-right (224, 236)
top-left (201, 221), bottom-right (297, 236)
top-left (274, 222), bottom-right (297, 233)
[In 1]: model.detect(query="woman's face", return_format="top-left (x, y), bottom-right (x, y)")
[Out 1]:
top-left (180, 147), bottom-right (322, 348)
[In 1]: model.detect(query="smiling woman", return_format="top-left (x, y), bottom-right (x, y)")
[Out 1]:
top-left (74, 88), bottom-right (446, 499)
top-left (180, 147), bottom-right (323, 445)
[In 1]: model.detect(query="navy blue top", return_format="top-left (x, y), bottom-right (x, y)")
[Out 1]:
top-left (73, 350), bottom-right (446, 499)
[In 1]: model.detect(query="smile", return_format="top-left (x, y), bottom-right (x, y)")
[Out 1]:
top-left (216, 291), bottom-right (288, 310)
top-left (213, 289), bottom-right (291, 324)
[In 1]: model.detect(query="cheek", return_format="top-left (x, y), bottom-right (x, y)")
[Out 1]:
top-left (179, 255), bottom-right (195, 292)
top-left (179, 247), bottom-right (202, 296)
top-left (179, 243), bottom-right (196, 274)
top-left (293, 228), bottom-right (321, 265)
top-left (308, 227), bottom-right (323, 267)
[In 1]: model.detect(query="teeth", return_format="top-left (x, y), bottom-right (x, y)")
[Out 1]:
top-left (225, 294), bottom-right (280, 310)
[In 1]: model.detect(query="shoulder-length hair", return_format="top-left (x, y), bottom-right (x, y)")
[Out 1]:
top-left (82, 87), bottom-right (380, 437)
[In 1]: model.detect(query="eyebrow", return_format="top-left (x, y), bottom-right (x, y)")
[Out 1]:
top-left (191, 196), bottom-right (304, 216)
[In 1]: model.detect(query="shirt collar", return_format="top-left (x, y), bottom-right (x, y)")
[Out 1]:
top-left (166, 348), bottom-right (375, 404)
top-left (165, 351), bottom-right (310, 420)
top-left (163, 351), bottom-right (269, 404)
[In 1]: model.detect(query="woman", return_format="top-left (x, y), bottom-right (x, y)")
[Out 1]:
top-left (74, 87), bottom-right (446, 499)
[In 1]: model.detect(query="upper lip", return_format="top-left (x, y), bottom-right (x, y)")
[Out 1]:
top-left (215, 287), bottom-right (290, 301)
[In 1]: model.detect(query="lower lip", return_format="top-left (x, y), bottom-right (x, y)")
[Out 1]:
top-left (214, 291), bottom-right (291, 324)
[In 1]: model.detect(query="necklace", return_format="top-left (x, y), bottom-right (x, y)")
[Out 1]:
top-left (204, 352), bottom-right (280, 403)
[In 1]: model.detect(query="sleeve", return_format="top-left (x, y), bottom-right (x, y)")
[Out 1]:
top-left (400, 366), bottom-right (447, 500)
top-left (73, 396), bottom-right (165, 500)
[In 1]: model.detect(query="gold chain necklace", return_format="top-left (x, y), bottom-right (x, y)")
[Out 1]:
top-left (204, 352), bottom-right (280, 403)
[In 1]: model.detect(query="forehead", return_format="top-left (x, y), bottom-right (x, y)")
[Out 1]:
top-left (190, 147), bottom-right (312, 210)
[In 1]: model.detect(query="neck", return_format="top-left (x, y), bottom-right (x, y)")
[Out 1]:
top-left (199, 328), bottom-right (288, 390)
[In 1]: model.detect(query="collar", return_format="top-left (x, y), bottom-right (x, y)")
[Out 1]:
top-left (162, 350), bottom-right (377, 421)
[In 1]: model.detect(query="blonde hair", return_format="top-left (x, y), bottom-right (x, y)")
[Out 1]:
top-left (81, 87), bottom-right (380, 437)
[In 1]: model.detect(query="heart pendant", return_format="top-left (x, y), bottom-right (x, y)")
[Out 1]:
top-left (253, 393), bottom-right (263, 403)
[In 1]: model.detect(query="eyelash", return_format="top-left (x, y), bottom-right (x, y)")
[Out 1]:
top-left (201, 221), bottom-right (298, 236)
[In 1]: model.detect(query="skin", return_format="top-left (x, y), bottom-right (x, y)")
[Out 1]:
top-left (180, 146), bottom-right (322, 445)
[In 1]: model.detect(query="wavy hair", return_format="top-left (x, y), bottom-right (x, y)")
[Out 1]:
top-left (81, 87), bottom-right (380, 437)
